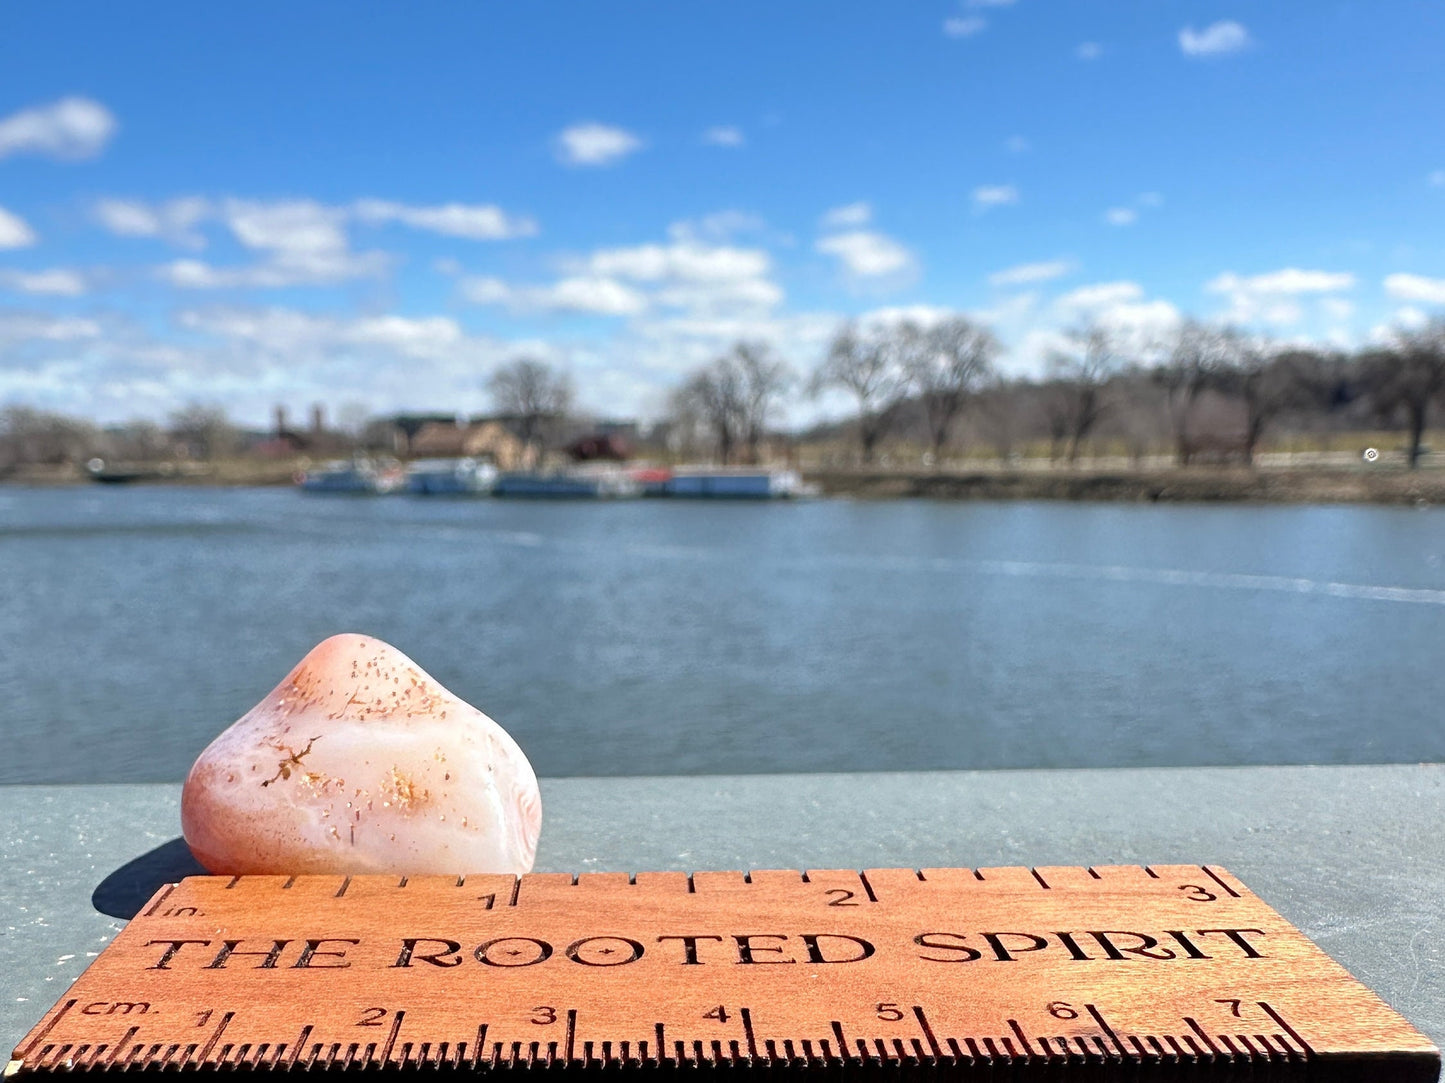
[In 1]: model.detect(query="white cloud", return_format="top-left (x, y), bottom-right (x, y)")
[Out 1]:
top-left (858, 305), bottom-right (958, 330)
top-left (155, 200), bottom-right (387, 289)
top-left (0, 97), bottom-right (116, 160)
top-left (95, 195), bottom-right (536, 250)
top-left (1094, 300), bottom-right (1182, 344)
top-left (1384, 272), bottom-right (1445, 305)
top-left (462, 274), bottom-right (648, 316)
top-left (1044, 283), bottom-right (1180, 354)
top-left (655, 276), bottom-right (784, 313)
top-left (1206, 268), bottom-right (1354, 326)
top-left (1057, 281), bottom-right (1144, 311)
top-left (0, 268), bottom-right (87, 296)
top-left (1431, 171), bottom-right (1445, 188)
top-left (821, 206), bottom-right (886, 240)
top-left (1076, 42), bottom-right (1103, 60)
top-left (668, 210), bottom-right (764, 243)
top-left (1138, 192), bottom-right (1164, 208)
top-left (1005, 135), bottom-right (1030, 153)
top-left (1104, 207), bottom-right (1137, 226)
top-left (0, 312), bottom-right (101, 347)
top-left (464, 235), bottom-right (783, 323)
top-left (973, 185), bottom-right (1019, 210)
top-left (1179, 21), bottom-right (1252, 57)
top-left (1208, 269), bottom-right (1356, 295)
top-left (816, 231), bottom-right (915, 278)
top-left (93, 197), bottom-right (211, 248)
top-left (702, 126), bottom-right (744, 148)
top-left (0, 206), bottom-right (38, 248)
top-left (1321, 297), bottom-right (1356, 321)
top-left (225, 199), bottom-right (347, 256)
top-left (352, 199), bottom-right (537, 240)
top-left (988, 259), bottom-right (1074, 287)
top-left (555, 123), bottom-right (643, 167)
top-left (821, 202), bottom-right (871, 228)
top-left (583, 242), bottom-right (771, 284)
top-left (943, 16), bottom-right (987, 37)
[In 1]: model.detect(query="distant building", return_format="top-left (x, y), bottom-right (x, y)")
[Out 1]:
top-left (407, 419), bottom-right (529, 468)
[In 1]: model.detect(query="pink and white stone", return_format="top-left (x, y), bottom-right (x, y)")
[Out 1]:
top-left (181, 634), bottom-right (541, 876)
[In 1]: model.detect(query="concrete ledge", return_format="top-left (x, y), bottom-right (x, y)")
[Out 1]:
top-left (2, 765), bottom-right (1441, 1064)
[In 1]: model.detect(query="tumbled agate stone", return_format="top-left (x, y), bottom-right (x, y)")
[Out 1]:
top-left (181, 634), bottom-right (541, 876)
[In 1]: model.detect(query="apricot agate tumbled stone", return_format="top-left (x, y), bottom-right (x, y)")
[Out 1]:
top-left (181, 634), bottom-right (541, 876)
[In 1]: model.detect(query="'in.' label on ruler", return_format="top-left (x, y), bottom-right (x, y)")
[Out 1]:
top-left (9, 865), bottom-right (1439, 1080)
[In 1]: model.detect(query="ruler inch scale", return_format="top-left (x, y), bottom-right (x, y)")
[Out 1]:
top-left (9, 865), bottom-right (1437, 1080)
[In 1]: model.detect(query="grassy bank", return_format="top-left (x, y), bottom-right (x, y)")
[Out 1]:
top-left (805, 466), bottom-right (1445, 505)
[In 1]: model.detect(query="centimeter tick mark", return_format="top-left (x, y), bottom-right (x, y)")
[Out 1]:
top-left (740, 1008), bottom-right (758, 1058)
top-left (18, 1000), bottom-right (75, 1057)
top-left (858, 872), bottom-right (879, 903)
top-left (1007, 1019), bottom-right (1036, 1057)
top-left (508, 878), bottom-right (521, 907)
top-left (1258, 1002), bottom-right (1314, 1055)
top-left (912, 1006), bottom-right (942, 1059)
top-left (379, 1011), bottom-right (404, 1064)
top-left (284, 1026), bottom-right (312, 1069)
top-left (197, 1013), bottom-right (233, 1065)
top-left (1086, 1004), bottom-right (1127, 1058)
top-left (1183, 1017), bottom-right (1221, 1054)
top-left (1200, 866), bottom-right (1241, 898)
top-left (141, 885), bottom-right (176, 918)
top-left (564, 1011), bottom-right (576, 1063)
top-left (1030, 869), bottom-right (1051, 890)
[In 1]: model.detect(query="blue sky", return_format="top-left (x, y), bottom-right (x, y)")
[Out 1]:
top-left (1, 1), bottom-right (1443, 425)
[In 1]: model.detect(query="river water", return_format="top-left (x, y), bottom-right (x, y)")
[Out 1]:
top-left (0, 486), bottom-right (1441, 783)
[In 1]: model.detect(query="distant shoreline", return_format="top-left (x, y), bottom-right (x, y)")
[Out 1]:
top-left (3, 461), bottom-right (1444, 506)
top-left (810, 467), bottom-right (1445, 505)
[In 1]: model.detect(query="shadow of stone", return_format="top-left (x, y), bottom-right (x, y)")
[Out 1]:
top-left (92, 837), bottom-right (205, 920)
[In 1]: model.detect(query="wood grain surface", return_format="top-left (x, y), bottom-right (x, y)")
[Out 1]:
top-left (8, 866), bottom-right (1438, 1080)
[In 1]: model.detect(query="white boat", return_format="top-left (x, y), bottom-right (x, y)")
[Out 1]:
top-left (405, 457), bottom-right (498, 496)
top-left (493, 467), bottom-right (639, 499)
top-left (662, 468), bottom-right (812, 499)
top-left (296, 458), bottom-right (405, 494)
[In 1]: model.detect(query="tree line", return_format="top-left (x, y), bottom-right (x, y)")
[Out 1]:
top-left (664, 314), bottom-right (1445, 470)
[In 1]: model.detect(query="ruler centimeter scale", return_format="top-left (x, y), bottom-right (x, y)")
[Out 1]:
top-left (9, 866), bottom-right (1438, 1080)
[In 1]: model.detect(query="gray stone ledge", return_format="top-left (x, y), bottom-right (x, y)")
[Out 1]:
top-left (2, 764), bottom-right (1441, 1065)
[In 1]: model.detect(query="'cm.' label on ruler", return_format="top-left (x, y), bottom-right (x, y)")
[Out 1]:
top-left (10, 865), bottom-right (1439, 1081)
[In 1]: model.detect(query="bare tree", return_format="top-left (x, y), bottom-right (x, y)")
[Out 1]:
top-left (732, 342), bottom-right (795, 463)
top-left (488, 357), bottom-right (575, 459)
top-left (906, 317), bottom-right (1000, 463)
top-left (1155, 320), bottom-right (1232, 465)
top-left (669, 356), bottom-right (745, 464)
top-left (167, 404), bottom-right (238, 461)
top-left (974, 378), bottom-right (1024, 462)
top-left (0, 406), bottom-right (100, 469)
top-left (810, 322), bottom-right (913, 464)
top-left (1361, 319), bottom-right (1445, 469)
top-left (103, 419), bottom-right (170, 461)
top-left (1219, 339), bottom-right (1330, 466)
top-left (1046, 323), bottom-right (1123, 464)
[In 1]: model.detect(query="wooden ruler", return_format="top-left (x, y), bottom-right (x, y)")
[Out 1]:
top-left (9, 866), bottom-right (1437, 1080)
